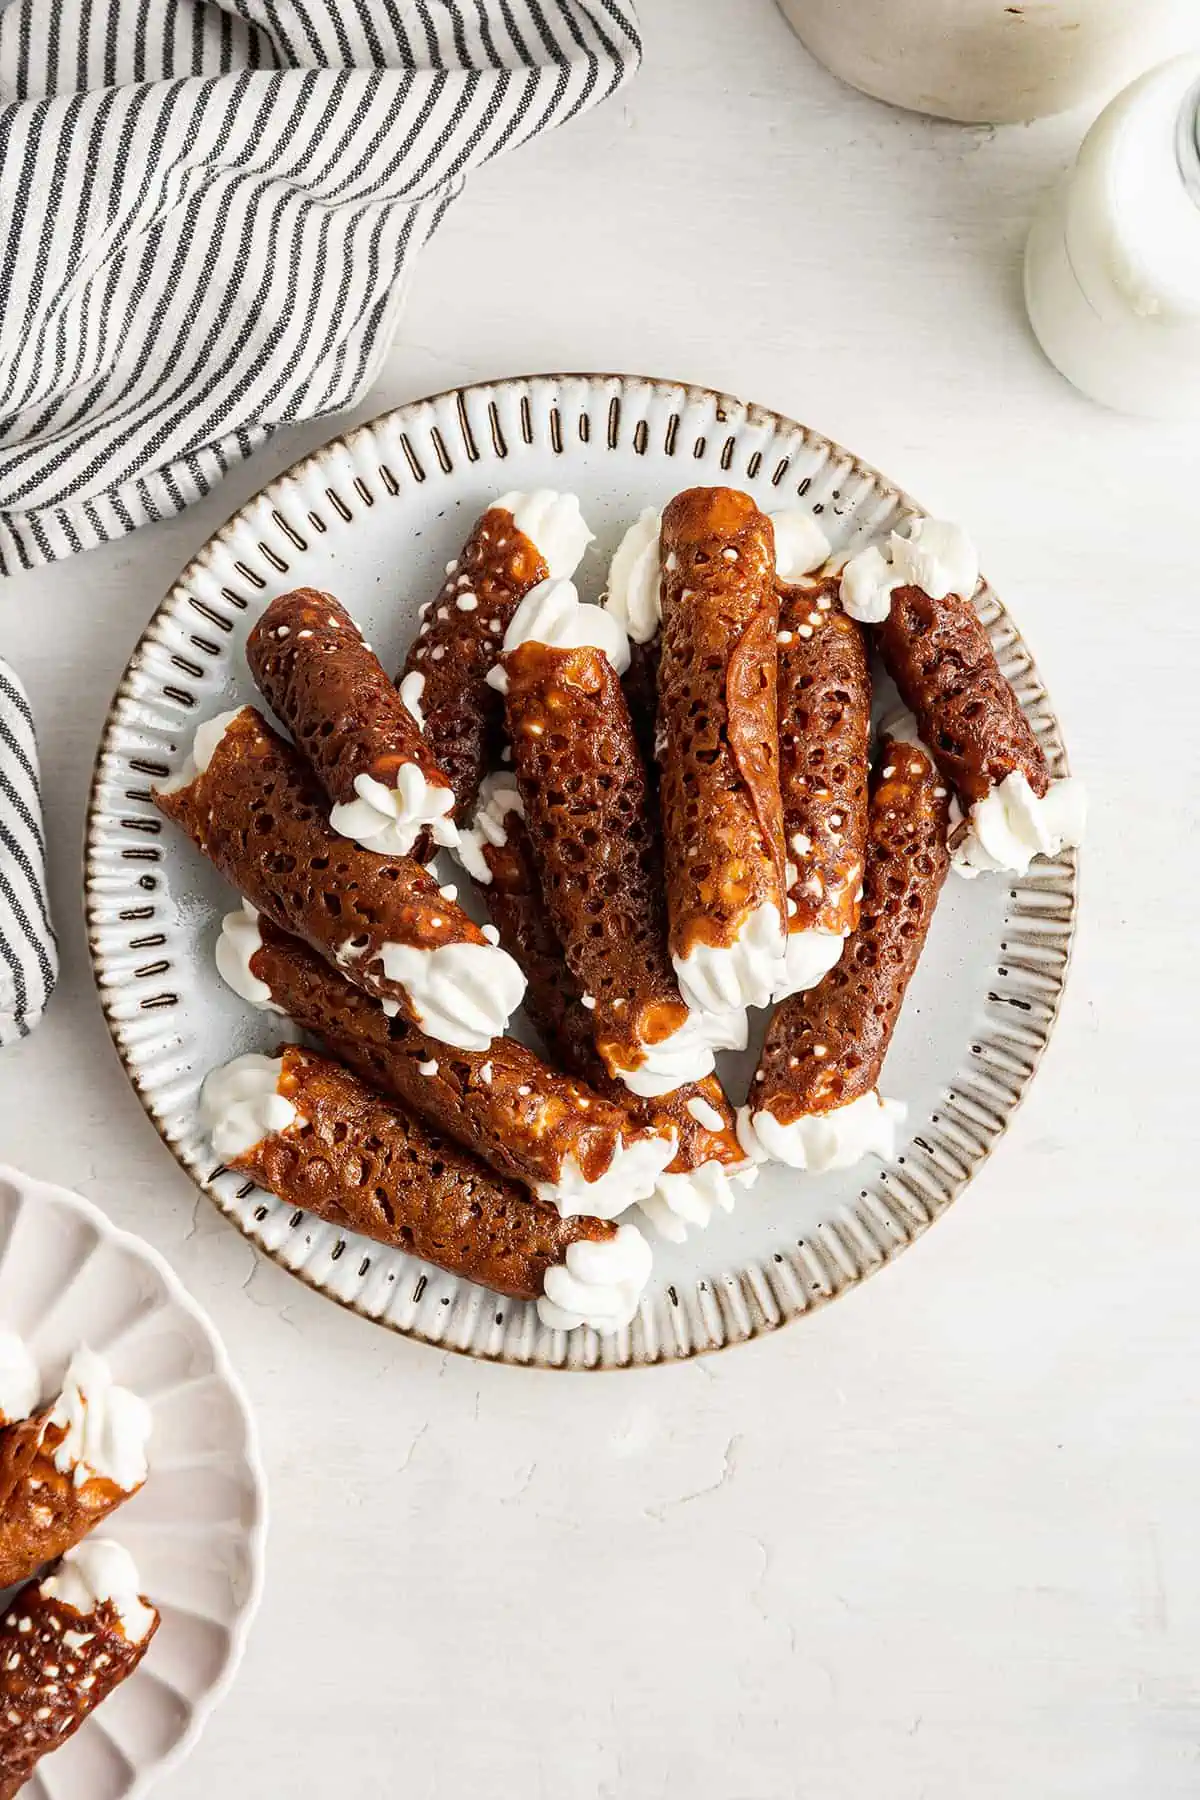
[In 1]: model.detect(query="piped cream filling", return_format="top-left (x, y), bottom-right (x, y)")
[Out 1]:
top-left (738, 1090), bottom-right (905, 1173)
top-left (537, 1224), bottom-right (653, 1335)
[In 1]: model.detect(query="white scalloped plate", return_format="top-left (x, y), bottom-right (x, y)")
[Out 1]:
top-left (85, 374), bottom-right (1077, 1369)
top-left (0, 1167), bottom-right (265, 1797)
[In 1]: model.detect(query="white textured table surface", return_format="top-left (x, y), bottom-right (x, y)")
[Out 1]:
top-left (1, 4), bottom-right (1195, 1796)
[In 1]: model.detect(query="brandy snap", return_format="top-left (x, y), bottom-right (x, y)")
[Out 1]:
top-left (774, 574), bottom-right (871, 1000)
top-left (841, 519), bottom-right (1085, 877)
top-left (154, 705), bottom-right (524, 1049)
top-left (218, 905), bottom-right (677, 1222)
top-left (0, 1540), bottom-right (158, 1799)
top-left (0, 1350), bottom-right (151, 1591)
top-left (657, 487), bottom-right (790, 1016)
top-left (741, 724), bottom-right (950, 1172)
top-left (458, 774), bottom-right (754, 1241)
top-left (201, 1046), bottom-right (652, 1335)
top-left (398, 491), bottom-right (591, 812)
top-left (247, 588), bottom-right (457, 858)
top-left (493, 578), bottom-right (738, 1098)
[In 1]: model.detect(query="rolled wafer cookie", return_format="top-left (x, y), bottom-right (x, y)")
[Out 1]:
top-left (490, 578), bottom-right (739, 1098)
top-left (0, 1349), bottom-right (151, 1590)
top-left (774, 575), bottom-right (871, 1000)
top-left (606, 501), bottom-right (831, 655)
top-left (657, 487), bottom-right (790, 1016)
top-left (153, 705), bottom-right (524, 1050)
top-left (0, 1540), bottom-right (158, 1800)
top-left (246, 588), bottom-right (457, 857)
top-left (840, 518), bottom-right (1085, 877)
top-left (611, 507), bottom-right (845, 1008)
top-left (740, 722), bottom-right (950, 1172)
top-left (202, 1047), bottom-right (652, 1334)
top-left (217, 905), bottom-right (677, 1221)
top-left (458, 774), bottom-right (754, 1241)
top-left (399, 491), bottom-right (592, 813)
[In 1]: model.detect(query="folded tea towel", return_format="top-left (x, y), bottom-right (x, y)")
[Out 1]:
top-left (0, 659), bottom-right (56, 1045)
top-left (0, 0), bottom-right (640, 575)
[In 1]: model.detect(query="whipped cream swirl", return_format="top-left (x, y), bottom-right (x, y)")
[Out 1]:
top-left (455, 772), bottom-right (524, 887)
top-left (487, 577), bottom-right (630, 695)
top-left (535, 1132), bottom-right (678, 1221)
top-left (770, 509), bottom-right (832, 581)
top-left (494, 489), bottom-right (592, 579)
top-left (398, 670), bottom-right (426, 731)
top-left (47, 1347), bottom-right (152, 1494)
top-left (638, 1157), bottom-right (758, 1244)
top-left (773, 926), bottom-right (846, 1001)
top-left (329, 765), bottom-right (458, 857)
top-left (605, 508), bottom-right (663, 643)
top-left (605, 505), bottom-right (831, 640)
top-left (368, 938), bottom-right (526, 1051)
top-left (840, 519), bottom-right (979, 624)
top-left (608, 1006), bottom-right (746, 1100)
top-left (41, 1539), bottom-right (156, 1643)
top-left (954, 770), bottom-right (1086, 878)
top-left (201, 1052), bottom-right (302, 1161)
top-left (537, 1223), bottom-right (653, 1335)
top-left (155, 706), bottom-right (245, 795)
top-left (215, 903), bottom-right (286, 1013)
top-left (739, 1090), bottom-right (905, 1173)
top-left (673, 901), bottom-right (787, 1016)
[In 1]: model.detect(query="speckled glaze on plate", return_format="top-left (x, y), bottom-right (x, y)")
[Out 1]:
top-left (0, 1167), bottom-right (265, 1797)
top-left (85, 374), bottom-right (1078, 1370)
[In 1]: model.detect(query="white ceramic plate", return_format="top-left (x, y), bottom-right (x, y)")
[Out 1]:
top-left (0, 1167), bottom-right (265, 1798)
top-left (85, 374), bottom-right (1078, 1369)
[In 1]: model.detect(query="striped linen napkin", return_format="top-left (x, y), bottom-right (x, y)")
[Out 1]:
top-left (0, 661), bottom-right (56, 1046)
top-left (0, 0), bottom-right (639, 1041)
top-left (0, 1), bottom-right (640, 572)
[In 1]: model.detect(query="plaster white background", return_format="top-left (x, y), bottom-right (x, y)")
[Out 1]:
top-left (0, 3), bottom-right (1195, 1795)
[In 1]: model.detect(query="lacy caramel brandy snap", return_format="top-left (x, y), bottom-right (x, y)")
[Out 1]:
top-left (0, 1337), bottom-right (157, 1799)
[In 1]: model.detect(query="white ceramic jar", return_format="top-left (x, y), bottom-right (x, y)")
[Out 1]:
top-left (1024, 55), bottom-right (1200, 417)
top-left (777, 0), bottom-right (1198, 124)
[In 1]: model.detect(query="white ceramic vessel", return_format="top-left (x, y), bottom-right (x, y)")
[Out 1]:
top-left (1025, 55), bottom-right (1200, 416)
top-left (777, 0), bottom-right (1199, 123)
top-left (0, 1167), bottom-right (265, 1800)
top-left (85, 374), bottom-right (1079, 1371)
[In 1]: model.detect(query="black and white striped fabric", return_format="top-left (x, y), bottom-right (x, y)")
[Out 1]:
top-left (0, 659), bottom-right (56, 1046)
top-left (0, 1), bottom-right (639, 1043)
top-left (0, 0), bottom-right (641, 573)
